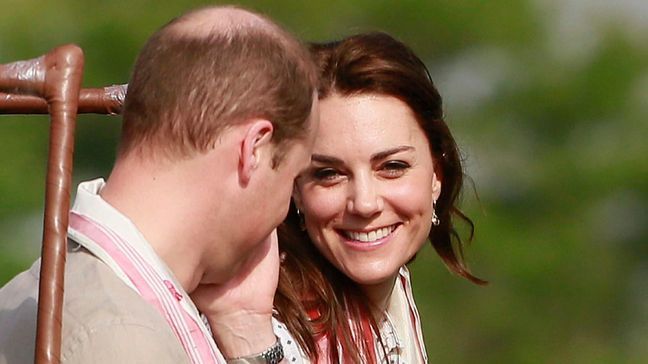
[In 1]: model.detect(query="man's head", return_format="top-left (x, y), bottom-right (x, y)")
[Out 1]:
top-left (120, 5), bottom-right (317, 165)
top-left (104, 5), bottom-right (318, 286)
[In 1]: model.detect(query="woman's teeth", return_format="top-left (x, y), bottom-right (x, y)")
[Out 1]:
top-left (344, 225), bottom-right (395, 242)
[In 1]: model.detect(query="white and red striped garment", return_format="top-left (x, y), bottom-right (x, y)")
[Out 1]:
top-left (376, 267), bottom-right (429, 364)
top-left (68, 179), bottom-right (225, 364)
top-left (274, 266), bottom-right (428, 364)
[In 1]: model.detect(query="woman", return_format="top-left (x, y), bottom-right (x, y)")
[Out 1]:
top-left (274, 32), bottom-right (486, 363)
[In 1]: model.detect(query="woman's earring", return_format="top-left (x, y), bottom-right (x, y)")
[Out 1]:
top-left (432, 201), bottom-right (440, 226)
top-left (296, 208), bottom-right (306, 231)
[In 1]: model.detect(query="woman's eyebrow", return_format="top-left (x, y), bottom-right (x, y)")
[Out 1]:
top-left (311, 146), bottom-right (415, 164)
top-left (311, 154), bottom-right (344, 165)
top-left (370, 146), bottom-right (414, 162)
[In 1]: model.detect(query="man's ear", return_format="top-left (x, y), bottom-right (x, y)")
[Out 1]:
top-left (239, 119), bottom-right (274, 186)
top-left (292, 183), bottom-right (303, 210)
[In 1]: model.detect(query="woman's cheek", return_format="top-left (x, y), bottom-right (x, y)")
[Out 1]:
top-left (302, 187), bottom-right (345, 222)
top-left (386, 178), bottom-right (434, 213)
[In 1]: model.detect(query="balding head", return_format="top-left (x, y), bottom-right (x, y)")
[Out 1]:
top-left (170, 6), bottom-right (275, 37)
top-left (120, 5), bottom-right (317, 162)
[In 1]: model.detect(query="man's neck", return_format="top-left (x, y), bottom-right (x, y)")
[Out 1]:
top-left (100, 158), bottom-right (211, 294)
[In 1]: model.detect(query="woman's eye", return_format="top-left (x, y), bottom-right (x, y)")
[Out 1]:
top-left (380, 161), bottom-right (409, 177)
top-left (313, 167), bottom-right (341, 181)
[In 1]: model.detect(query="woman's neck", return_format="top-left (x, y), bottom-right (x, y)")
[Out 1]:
top-left (361, 274), bottom-right (398, 315)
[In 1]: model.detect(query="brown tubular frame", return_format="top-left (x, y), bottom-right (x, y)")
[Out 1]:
top-left (1, 84), bottom-right (126, 115)
top-left (0, 45), bottom-right (125, 364)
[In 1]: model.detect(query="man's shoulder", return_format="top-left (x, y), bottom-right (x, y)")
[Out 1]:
top-left (63, 247), bottom-right (152, 322)
top-left (0, 249), bottom-right (188, 364)
top-left (62, 247), bottom-right (178, 332)
top-left (0, 259), bottom-right (41, 303)
top-left (62, 249), bottom-right (189, 362)
top-left (0, 260), bottom-right (41, 363)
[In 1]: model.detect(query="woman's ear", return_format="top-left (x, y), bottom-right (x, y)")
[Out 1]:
top-left (239, 119), bottom-right (274, 185)
top-left (431, 171), bottom-right (442, 202)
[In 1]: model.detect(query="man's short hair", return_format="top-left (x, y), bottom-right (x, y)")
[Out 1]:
top-left (120, 6), bottom-right (317, 163)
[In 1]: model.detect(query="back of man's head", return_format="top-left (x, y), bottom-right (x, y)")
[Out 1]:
top-left (119, 5), bottom-right (317, 164)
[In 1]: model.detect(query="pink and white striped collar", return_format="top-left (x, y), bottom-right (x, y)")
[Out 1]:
top-left (68, 179), bottom-right (225, 364)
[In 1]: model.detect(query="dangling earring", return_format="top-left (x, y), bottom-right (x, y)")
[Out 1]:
top-left (296, 208), bottom-right (306, 231)
top-left (431, 201), bottom-right (440, 226)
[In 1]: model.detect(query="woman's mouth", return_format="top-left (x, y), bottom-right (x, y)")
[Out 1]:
top-left (337, 224), bottom-right (400, 249)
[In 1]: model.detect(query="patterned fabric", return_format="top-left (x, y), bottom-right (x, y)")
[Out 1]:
top-left (273, 318), bottom-right (305, 363)
top-left (68, 179), bottom-right (225, 364)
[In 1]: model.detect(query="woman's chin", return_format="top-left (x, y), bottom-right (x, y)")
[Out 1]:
top-left (346, 267), bottom-right (398, 288)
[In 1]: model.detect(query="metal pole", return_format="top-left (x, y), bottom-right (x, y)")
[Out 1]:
top-left (0, 44), bottom-right (84, 364)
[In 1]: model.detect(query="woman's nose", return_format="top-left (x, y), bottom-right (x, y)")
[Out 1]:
top-left (346, 174), bottom-right (383, 218)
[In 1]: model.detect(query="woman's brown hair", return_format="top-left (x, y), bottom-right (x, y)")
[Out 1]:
top-left (275, 32), bottom-right (486, 363)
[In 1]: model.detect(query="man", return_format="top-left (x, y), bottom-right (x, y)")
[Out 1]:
top-left (0, 5), bottom-right (318, 363)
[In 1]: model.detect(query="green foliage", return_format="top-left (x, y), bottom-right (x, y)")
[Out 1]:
top-left (1, 0), bottom-right (646, 362)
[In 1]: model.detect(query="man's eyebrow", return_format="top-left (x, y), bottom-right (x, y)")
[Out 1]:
top-left (370, 146), bottom-right (414, 162)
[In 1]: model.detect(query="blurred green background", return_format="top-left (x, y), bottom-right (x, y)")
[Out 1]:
top-left (1, 0), bottom-right (646, 362)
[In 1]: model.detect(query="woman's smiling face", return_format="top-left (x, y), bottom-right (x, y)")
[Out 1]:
top-left (295, 93), bottom-right (441, 287)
